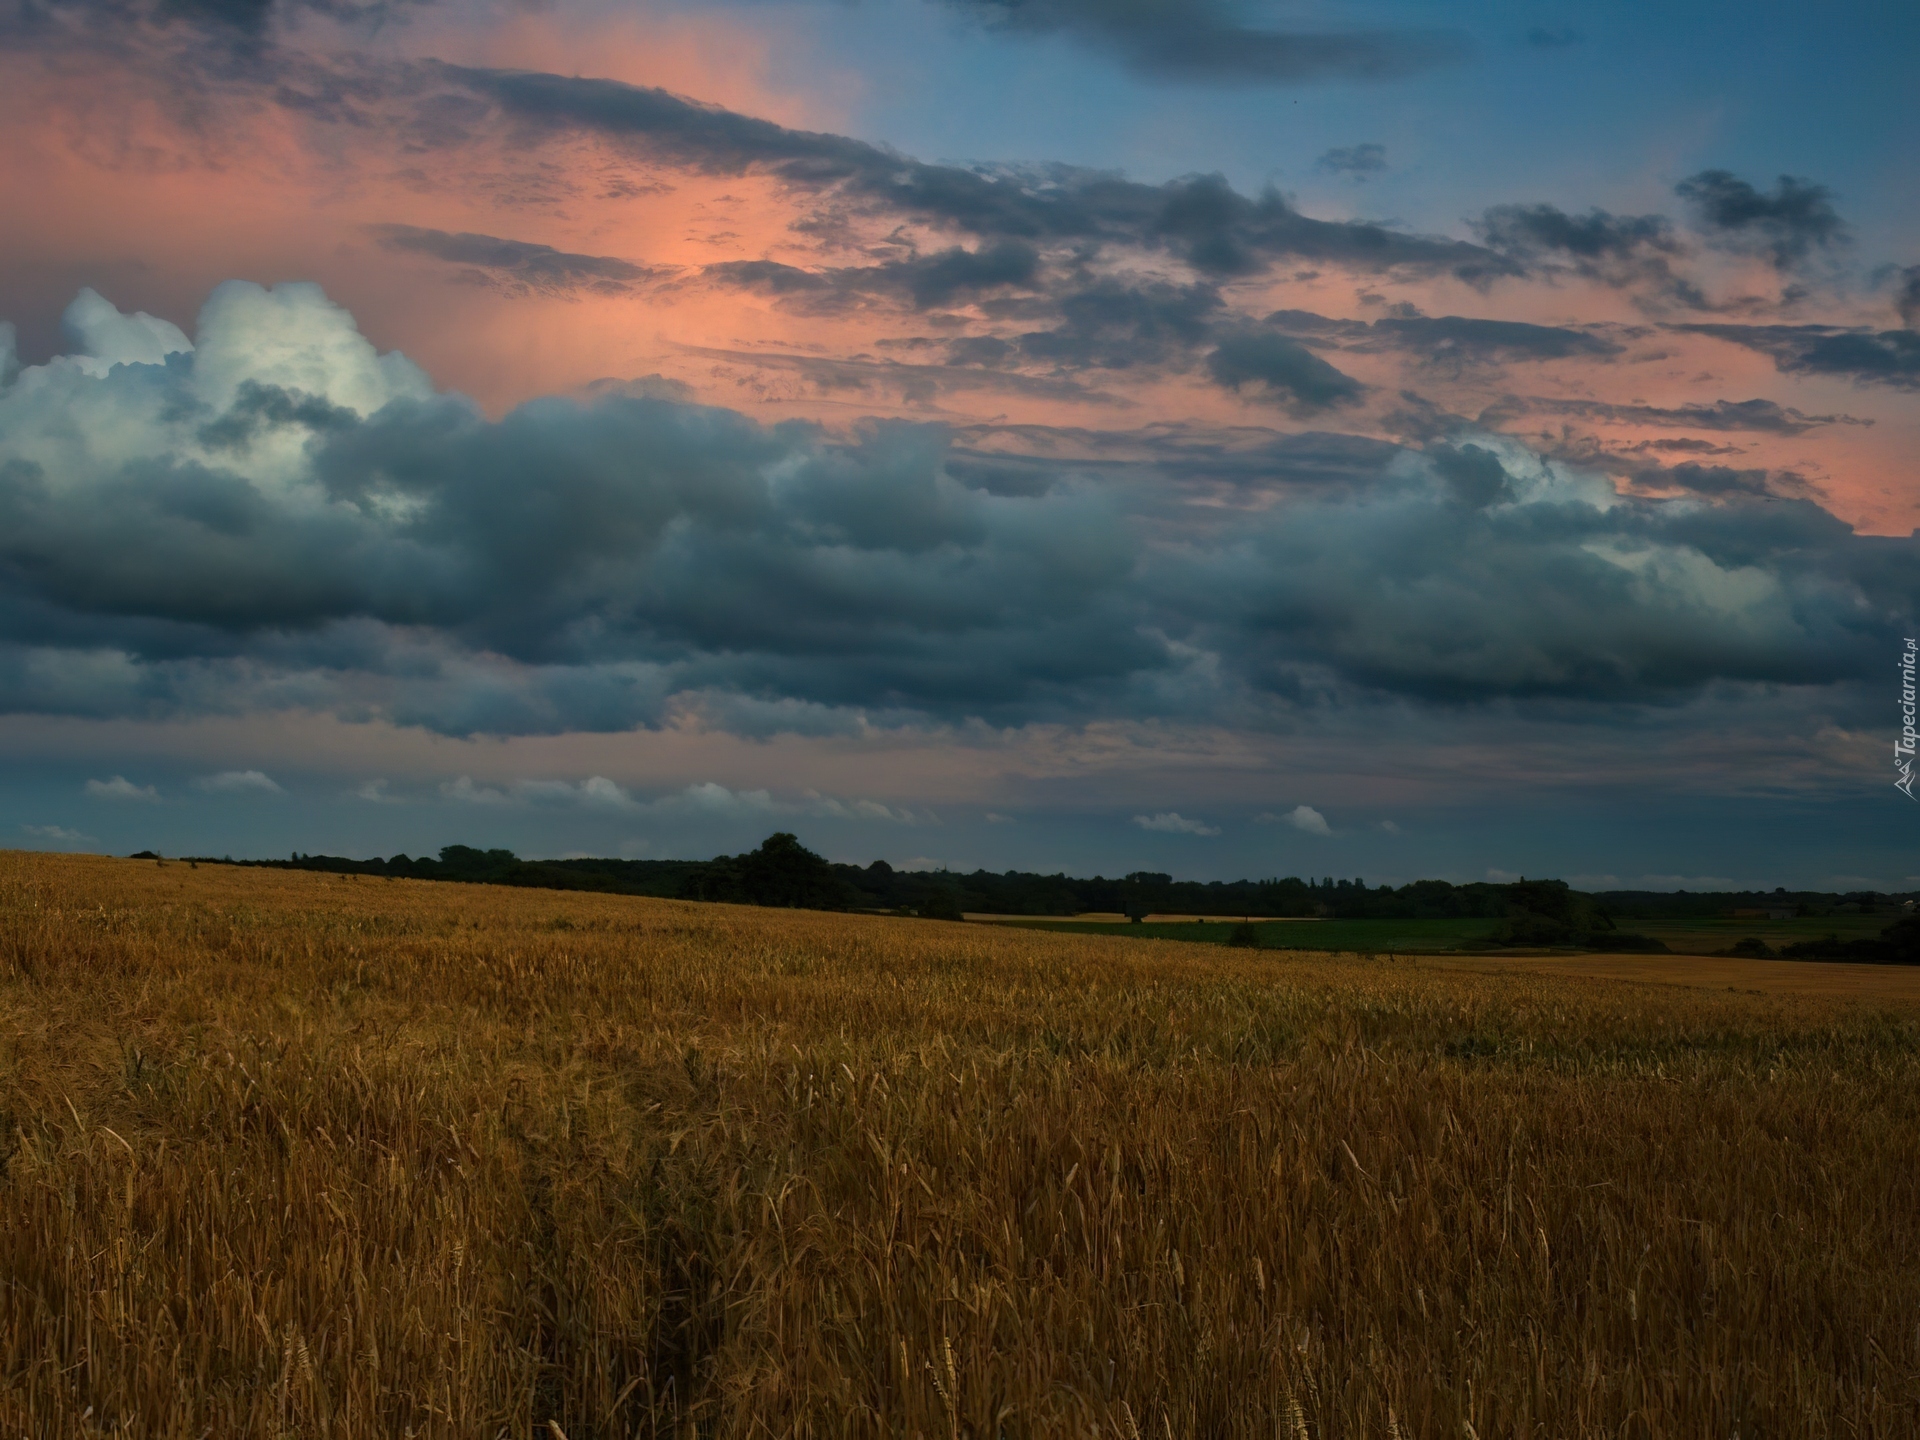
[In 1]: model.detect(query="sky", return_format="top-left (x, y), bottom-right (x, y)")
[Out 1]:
top-left (0, 0), bottom-right (1916, 889)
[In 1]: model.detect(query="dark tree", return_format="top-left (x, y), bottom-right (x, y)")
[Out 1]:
top-left (680, 833), bottom-right (855, 911)
top-left (917, 888), bottom-right (966, 922)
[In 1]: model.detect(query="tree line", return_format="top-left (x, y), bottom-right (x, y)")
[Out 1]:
top-left (193, 837), bottom-right (1549, 921)
top-left (176, 833), bottom-right (1915, 956)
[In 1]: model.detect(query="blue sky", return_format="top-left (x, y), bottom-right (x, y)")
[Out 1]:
top-left (715, 0), bottom-right (1920, 244)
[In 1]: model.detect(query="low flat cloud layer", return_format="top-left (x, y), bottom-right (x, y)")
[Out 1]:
top-left (937, 0), bottom-right (1469, 84)
top-left (194, 769), bottom-right (283, 793)
top-left (1315, 144), bottom-right (1387, 180)
top-left (84, 776), bottom-right (160, 802)
top-left (1679, 324), bottom-right (1920, 390)
top-left (1134, 811), bottom-right (1219, 835)
top-left (370, 226), bottom-right (659, 297)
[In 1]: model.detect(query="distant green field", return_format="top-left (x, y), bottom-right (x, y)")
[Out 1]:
top-left (1000, 910), bottom-right (1907, 956)
top-left (1632, 912), bottom-right (1895, 952)
top-left (1000, 917), bottom-right (1499, 952)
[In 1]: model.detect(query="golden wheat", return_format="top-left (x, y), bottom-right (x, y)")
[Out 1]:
top-left (2, 850), bottom-right (1917, 1437)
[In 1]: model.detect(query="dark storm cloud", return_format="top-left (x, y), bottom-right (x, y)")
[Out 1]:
top-left (708, 251), bottom-right (1226, 381)
top-left (1428, 443), bottom-right (1513, 508)
top-left (370, 225), bottom-right (658, 296)
top-left (1205, 331), bottom-right (1365, 412)
top-left (17, 0), bottom-right (1468, 84)
top-left (1265, 309), bottom-right (1618, 364)
top-left (198, 381), bottom-right (359, 450)
top-left (1475, 204), bottom-right (1676, 264)
top-left (922, 299), bottom-right (1618, 415)
top-left (667, 343), bottom-right (1124, 407)
top-left (1315, 144), bottom-right (1387, 180)
top-left (0, 0), bottom-right (256, 36)
top-left (0, 0), bottom-right (425, 65)
top-left (1894, 266), bottom-right (1920, 329)
top-left (1185, 466), bottom-right (1907, 704)
top-left (1674, 170), bottom-right (1850, 271)
top-left (1102, 424), bottom-right (1404, 489)
top-left (5, 29), bottom-right (1507, 299)
top-left (1629, 461), bottom-right (1780, 499)
top-left (437, 68), bottom-right (1509, 283)
top-left (1372, 314), bottom-right (1617, 363)
top-left (1471, 203), bottom-right (1703, 305)
top-left (896, 242), bottom-right (1043, 306)
top-left (1679, 323), bottom-right (1920, 390)
top-left (0, 317), bottom-right (1156, 729)
top-left (1514, 396), bottom-right (1862, 435)
top-left (704, 241), bottom-right (1041, 310)
top-left (938, 0), bottom-right (1468, 83)
top-left (2, 284), bottom-right (1911, 737)
top-left (708, 259), bottom-right (1226, 378)
top-left (1010, 278), bottom-right (1222, 370)
top-left (699, 261), bottom-right (831, 297)
top-left (942, 422), bottom-right (1404, 497)
top-left (1143, 173), bottom-right (1497, 279)
top-left (1258, 310), bottom-right (1368, 339)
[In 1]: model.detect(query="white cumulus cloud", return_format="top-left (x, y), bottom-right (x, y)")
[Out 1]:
top-left (510, 776), bottom-right (637, 808)
top-left (1282, 805), bottom-right (1332, 835)
top-left (62, 288), bottom-right (192, 375)
top-left (1256, 805), bottom-right (1332, 835)
top-left (21, 823), bottom-right (94, 845)
top-left (194, 769), bottom-right (283, 794)
top-left (441, 775), bottom-right (511, 805)
top-left (805, 791), bottom-right (925, 824)
top-left (433, 776), bottom-right (817, 820)
top-left (580, 775), bottom-right (633, 808)
top-left (661, 781), bottom-right (778, 817)
top-left (84, 775), bottom-right (158, 802)
top-left (1133, 811), bottom-right (1219, 836)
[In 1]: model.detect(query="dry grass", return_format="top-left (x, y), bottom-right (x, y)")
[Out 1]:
top-left (1426, 950), bottom-right (1920, 1000)
top-left (3, 850), bottom-right (1918, 1438)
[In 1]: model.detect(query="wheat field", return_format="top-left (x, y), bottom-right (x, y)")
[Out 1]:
top-left (2, 851), bottom-right (1917, 1438)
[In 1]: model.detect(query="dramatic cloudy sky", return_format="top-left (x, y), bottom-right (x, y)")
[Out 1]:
top-left (2, 0), bottom-right (1916, 886)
